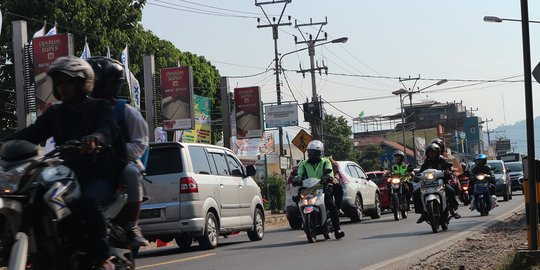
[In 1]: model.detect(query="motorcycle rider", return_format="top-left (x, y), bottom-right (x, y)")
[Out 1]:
top-left (329, 156), bottom-right (344, 214)
top-left (87, 56), bottom-right (150, 246)
top-left (412, 143), bottom-right (461, 223)
top-left (385, 150), bottom-right (414, 210)
top-left (294, 140), bottom-right (345, 239)
top-left (468, 154), bottom-right (497, 209)
top-left (1, 56), bottom-right (119, 269)
top-left (431, 138), bottom-right (464, 177)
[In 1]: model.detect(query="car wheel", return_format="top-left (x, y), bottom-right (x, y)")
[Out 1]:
top-left (199, 212), bottom-right (219, 249)
top-left (503, 185), bottom-right (509, 201)
top-left (248, 208), bottom-right (264, 241)
top-left (288, 217), bottom-right (302, 230)
top-left (370, 194), bottom-right (381, 219)
top-left (349, 195), bottom-right (363, 222)
top-left (175, 234), bottom-right (193, 249)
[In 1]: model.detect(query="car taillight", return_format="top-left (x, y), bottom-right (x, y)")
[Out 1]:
top-left (339, 172), bottom-right (350, 184)
top-left (180, 177), bottom-right (198, 193)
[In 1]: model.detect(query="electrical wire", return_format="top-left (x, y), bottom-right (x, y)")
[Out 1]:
top-left (320, 97), bottom-right (354, 119)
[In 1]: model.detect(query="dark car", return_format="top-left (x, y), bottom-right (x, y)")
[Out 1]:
top-left (366, 171), bottom-right (392, 211)
top-left (505, 161), bottom-right (524, 192)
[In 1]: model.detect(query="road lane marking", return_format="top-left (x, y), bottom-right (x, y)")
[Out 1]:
top-left (136, 253), bottom-right (216, 269)
top-left (362, 203), bottom-right (524, 270)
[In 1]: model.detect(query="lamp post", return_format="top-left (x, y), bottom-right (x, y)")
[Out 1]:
top-left (484, 6), bottom-right (538, 250)
top-left (392, 79), bottom-right (447, 166)
top-left (279, 37), bottom-right (348, 139)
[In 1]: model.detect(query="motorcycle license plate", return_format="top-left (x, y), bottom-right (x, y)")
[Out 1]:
top-left (301, 189), bottom-right (317, 196)
top-left (421, 180), bottom-right (440, 188)
top-left (476, 182), bottom-right (489, 188)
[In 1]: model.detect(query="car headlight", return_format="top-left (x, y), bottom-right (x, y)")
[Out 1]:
top-left (0, 162), bottom-right (32, 194)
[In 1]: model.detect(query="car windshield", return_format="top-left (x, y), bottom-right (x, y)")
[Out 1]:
top-left (506, 162), bottom-right (523, 172)
top-left (487, 161), bottom-right (504, 174)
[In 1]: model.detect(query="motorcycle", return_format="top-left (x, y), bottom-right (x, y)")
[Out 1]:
top-left (419, 169), bottom-right (450, 233)
top-left (294, 176), bottom-right (334, 243)
top-left (458, 175), bottom-right (471, 206)
top-left (0, 140), bottom-right (135, 270)
top-left (388, 173), bottom-right (409, 221)
top-left (472, 174), bottom-right (494, 216)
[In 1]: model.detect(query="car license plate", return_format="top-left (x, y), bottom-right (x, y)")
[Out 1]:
top-left (140, 208), bottom-right (161, 219)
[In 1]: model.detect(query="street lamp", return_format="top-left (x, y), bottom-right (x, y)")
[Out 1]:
top-left (392, 79), bottom-right (447, 165)
top-left (483, 15), bottom-right (540, 24)
top-left (484, 8), bottom-right (538, 250)
top-left (279, 37), bottom-right (348, 140)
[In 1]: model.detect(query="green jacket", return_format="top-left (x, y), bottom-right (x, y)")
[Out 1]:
top-left (297, 157), bottom-right (334, 180)
top-left (391, 162), bottom-right (412, 181)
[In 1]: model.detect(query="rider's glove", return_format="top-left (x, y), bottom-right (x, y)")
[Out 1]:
top-left (80, 135), bottom-right (101, 154)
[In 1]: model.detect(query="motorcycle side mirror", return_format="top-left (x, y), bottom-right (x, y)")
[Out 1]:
top-left (323, 168), bottom-right (332, 175)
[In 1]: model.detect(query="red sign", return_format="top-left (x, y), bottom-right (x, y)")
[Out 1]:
top-left (234, 86), bottom-right (262, 139)
top-left (160, 66), bottom-right (195, 130)
top-left (32, 34), bottom-right (72, 115)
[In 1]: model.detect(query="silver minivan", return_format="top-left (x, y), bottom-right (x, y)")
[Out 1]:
top-left (139, 142), bottom-right (265, 250)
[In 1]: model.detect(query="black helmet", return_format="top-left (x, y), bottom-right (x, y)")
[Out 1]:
top-left (431, 138), bottom-right (445, 152)
top-left (47, 56), bottom-right (95, 100)
top-left (393, 150), bottom-right (405, 158)
top-left (425, 143), bottom-right (441, 157)
top-left (86, 56), bottom-right (126, 99)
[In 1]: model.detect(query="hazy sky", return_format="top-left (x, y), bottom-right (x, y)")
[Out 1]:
top-left (141, 1), bottom-right (540, 140)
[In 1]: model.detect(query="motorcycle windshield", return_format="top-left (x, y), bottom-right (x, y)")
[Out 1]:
top-left (302, 178), bottom-right (323, 189)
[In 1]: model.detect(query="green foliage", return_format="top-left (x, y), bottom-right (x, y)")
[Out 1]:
top-left (0, 0), bottom-right (222, 142)
top-left (358, 144), bottom-right (384, 171)
top-left (322, 113), bottom-right (358, 161)
top-left (255, 173), bottom-right (286, 211)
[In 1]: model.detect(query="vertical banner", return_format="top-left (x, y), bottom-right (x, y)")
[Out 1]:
top-left (181, 95), bottom-right (212, 144)
top-left (160, 66), bottom-right (195, 130)
top-left (415, 137), bottom-right (426, 165)
top-left (234, 86), bottom-right (262, 139)
top-left (32, 33), bottom-right (72, 116)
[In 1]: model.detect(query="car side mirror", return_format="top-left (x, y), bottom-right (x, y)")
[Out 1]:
top-left (246, 165), bottom-right (256, 177)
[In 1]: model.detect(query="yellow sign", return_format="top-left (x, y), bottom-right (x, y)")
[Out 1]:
top-left (292, 129), bottom-right (313, 153)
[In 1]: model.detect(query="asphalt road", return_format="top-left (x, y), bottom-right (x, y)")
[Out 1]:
top-left (135, 193), bottom-right (525, 270)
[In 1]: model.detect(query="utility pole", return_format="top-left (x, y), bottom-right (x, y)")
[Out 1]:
top-left (399, 76), bottom-right (420, 165)
top-left (483, 118), bottom-right (494, 148)
top-left (295, 17), bottom-right (329, 141)
top-left (255, 0), bottom-right (292, 177)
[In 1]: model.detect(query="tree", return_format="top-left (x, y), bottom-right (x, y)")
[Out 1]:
top-left (322, 113), bottom-right (358, 161)
top-left (0, 0), bottom-right (222, 142)
top-left (358, 144), bottom-right (384, 171)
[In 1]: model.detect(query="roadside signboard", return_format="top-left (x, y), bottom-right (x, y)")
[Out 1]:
top-left (234, 86), bottom-right (262, 138)
top-left (264, 103), bottom-right (298, 128)
top-left (292, 129), bottom-right (313, 153)
top-left (160, 66), bottom-right (195, 130)
top-left (32, 33), bottom-right (73, 116)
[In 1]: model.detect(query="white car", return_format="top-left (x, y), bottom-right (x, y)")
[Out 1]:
top-left (285, 160), bottom-right (381, 229)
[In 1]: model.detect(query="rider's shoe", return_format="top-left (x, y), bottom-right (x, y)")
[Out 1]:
top-left (416, 213), bottom-right (427, 223)
top-left (334, 230), bottom-right (345, 239)
top-left (128, 226), bottom-right (150, 246)
top-left (450, 209), bottom-right (461, 219)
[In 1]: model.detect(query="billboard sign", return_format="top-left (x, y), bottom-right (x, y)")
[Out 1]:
top-left (180, 95), bottom-right (212, 144)
top-left (32, 33), bottom-right (73, 115)
top-left (234, 86), bottom-right (262, 138)
top-left (160, 66), bottom-right (195, 130)
top-left (264, 103), bottom-right (298, 128)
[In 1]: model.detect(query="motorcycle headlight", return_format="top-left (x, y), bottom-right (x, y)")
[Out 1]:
top-left (476, 174), bottom-right (485, 180)
top-left (462, 186), bottom-right (468, 191)
top-left (391, 178), bottom-right (401, 184)
top-left (426, 172), bottom-right (434, 180)
top-left (0, 162), bottom-right (32, 194)
top-left (300, 194), bottom-right (318, 206)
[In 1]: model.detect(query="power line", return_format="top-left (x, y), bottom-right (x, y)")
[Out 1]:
top-left (148, 1), bottom-right (256, 18)
top-left (320, 97), bottom-right (354, 119)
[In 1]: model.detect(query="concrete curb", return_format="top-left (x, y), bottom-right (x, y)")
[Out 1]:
top-left (362, 204), bottom-right (525, 270)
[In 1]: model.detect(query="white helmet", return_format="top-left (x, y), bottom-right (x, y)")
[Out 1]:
top-left (307, 140), bottom-right (324, 157)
